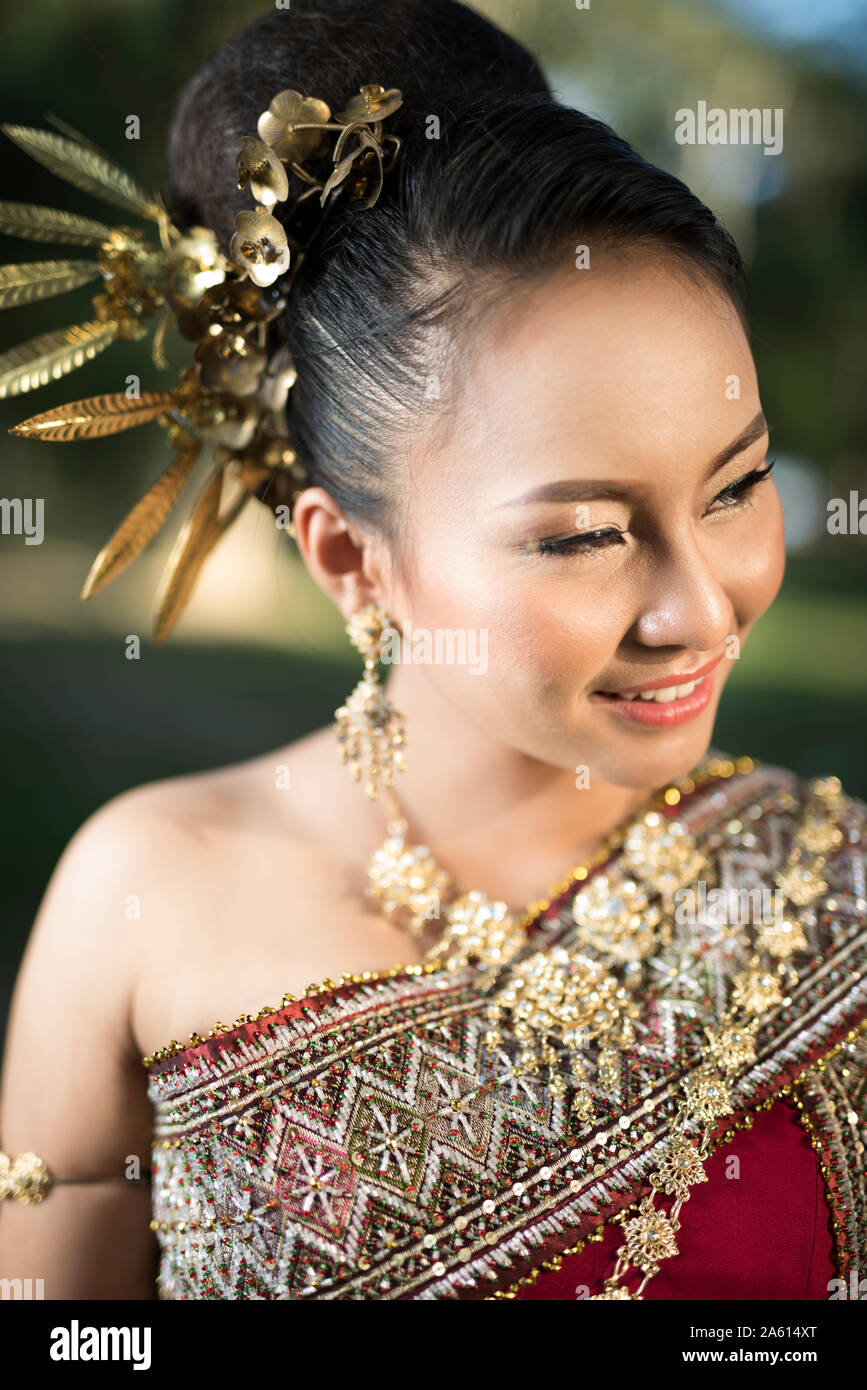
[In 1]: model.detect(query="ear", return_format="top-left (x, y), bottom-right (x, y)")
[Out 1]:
top-left (290, 487), bottom-right (391, 621)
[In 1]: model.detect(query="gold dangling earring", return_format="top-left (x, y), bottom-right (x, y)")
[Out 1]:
top-left (335, 602), bottom-right (406, 801)
top-left (338, 604), bottom-right (518, 957)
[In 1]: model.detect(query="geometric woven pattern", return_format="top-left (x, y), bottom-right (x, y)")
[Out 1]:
top-left (146, 754), bottom-right (867, 1298)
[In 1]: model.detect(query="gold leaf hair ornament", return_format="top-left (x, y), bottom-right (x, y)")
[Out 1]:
top-left (2, 83), bottom-right (403, 642)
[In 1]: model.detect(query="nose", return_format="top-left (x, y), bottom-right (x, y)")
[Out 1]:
top-left (629, 536), bottom-right (734, 653)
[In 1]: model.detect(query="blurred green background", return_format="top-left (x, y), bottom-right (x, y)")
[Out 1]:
top-left (1, 0), bottom-right (865, 1046)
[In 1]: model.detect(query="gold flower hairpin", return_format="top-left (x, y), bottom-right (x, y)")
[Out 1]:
top-left (0, 83), bottom-right (403, 641)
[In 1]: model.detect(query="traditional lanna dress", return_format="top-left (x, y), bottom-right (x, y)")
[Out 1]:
top-left (145, 752), bottom-right (867, 1299)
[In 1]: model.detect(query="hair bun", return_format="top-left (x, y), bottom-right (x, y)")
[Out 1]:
top-left (168, 0), bottom-right (549, 248)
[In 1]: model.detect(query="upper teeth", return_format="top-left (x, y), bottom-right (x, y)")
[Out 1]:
top-left (619, 679), bottom-right (700, 703)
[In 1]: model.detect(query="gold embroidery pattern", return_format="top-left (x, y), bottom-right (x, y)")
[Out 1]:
top-left (145, 756), bottom-right (867, 1299)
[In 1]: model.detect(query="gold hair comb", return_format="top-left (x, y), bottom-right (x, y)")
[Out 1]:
top-left (1, 84), bottom-right (402, 642)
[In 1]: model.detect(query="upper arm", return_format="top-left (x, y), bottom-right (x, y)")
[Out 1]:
top-left (0, 789), bottom-right (161, 1299)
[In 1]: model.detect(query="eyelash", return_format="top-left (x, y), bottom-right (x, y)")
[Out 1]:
top-left (530, 459), bottom-right (776, 558)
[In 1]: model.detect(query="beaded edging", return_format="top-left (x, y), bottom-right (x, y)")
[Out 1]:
top-left (791, 1018), bottom-right (867, 1281)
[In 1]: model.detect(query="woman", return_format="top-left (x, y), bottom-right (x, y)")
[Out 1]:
top-left (0, 0), bottom-right (864, 1301)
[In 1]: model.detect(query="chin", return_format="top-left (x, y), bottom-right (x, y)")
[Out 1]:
top-left (578, 718), bottom-right (717, 792)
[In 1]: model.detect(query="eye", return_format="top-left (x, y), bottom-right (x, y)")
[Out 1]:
top-left (523, 459), bottom-right (776, 558)
top-left (525, 526), bottom-right (627, 558)
top-left (705, 458), bottom-right (776, 514)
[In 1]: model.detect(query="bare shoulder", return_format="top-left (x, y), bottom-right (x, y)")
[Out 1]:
top-left (92, 719), bottom-right (356, 844)
top-left (0, 767), bottom-right (211, 1293)
top-left (0, 755), bottom-right (199, 1189)
top-left (45, 718), bottom-right (350, 884)
top-left (94, 724), bottom-right (398, 1058)
top-left (3, 724), bottom-right (344, 1067)
top-left (0, 730), bottom-right (395, 1294)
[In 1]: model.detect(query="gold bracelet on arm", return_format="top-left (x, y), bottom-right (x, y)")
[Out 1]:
top-left (0, 1150), bottom-right (53, 1204)
top-left (1, 1149), bottom-right (151, 1204)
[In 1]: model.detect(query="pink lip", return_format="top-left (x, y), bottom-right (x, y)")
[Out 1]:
top-left (589, 669), bottom-right (719, 727)
top-left (601, 653), bottom-right (725, 697)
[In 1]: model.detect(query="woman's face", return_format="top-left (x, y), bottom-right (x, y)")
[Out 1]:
top-left (384, 249), bottom-right (786, 792)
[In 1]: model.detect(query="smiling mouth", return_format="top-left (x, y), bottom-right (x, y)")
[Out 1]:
top-left (589, 655), bottom-right (725, 726)
top-left (594, 653), bottom-right (725, 701)
top-left (595, 677), bottom-right (703, 704)
top-left (590, 677), bottom-right (715, 727)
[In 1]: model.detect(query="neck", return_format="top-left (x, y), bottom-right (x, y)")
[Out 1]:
top-left (380, 662), bottom-right (655, 895)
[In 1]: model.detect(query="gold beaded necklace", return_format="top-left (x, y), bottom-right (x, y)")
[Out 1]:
top-left (365, 753), bottom-right (729, 975)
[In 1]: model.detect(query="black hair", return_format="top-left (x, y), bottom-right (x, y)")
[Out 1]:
top-left (168, 0), bottom-right (748, 538)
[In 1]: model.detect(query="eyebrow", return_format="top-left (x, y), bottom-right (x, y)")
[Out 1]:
top-left (496, 410), bottom-right (770, 508)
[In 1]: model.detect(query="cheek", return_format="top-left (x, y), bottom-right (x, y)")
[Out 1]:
top-left (720, 489), bottom-right (787, 624)
top-left (398, 538), bottom-right (625, 717)
top-left (504, 576), bottom-right (628, 695)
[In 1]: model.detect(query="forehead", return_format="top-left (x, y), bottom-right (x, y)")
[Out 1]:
top-left (422, 250), bottom-right (756, 506)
